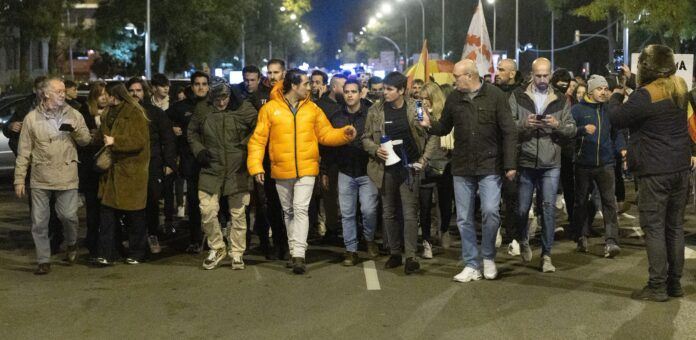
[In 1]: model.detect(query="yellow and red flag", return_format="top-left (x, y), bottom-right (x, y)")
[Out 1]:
top-left (407, 40), bottom-right (430, 90)
top-left (688, 101), bottom-right (696, 142)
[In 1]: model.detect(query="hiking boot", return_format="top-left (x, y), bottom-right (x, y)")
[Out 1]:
top-left (540, 255), bottom-right (556, 273)
top-left (366, 241), bottom-right (379, 259)
top-left (604, 243), bottom-right (621, 258)
top-left (667, 281), bottom-right (684, 298)
top-left (292, 257), bottom-right (306, 274)
top-left (202, 249), bottom-right (226, 270)
top-left (422, 240), bottom-right (433, 259)
top-left (453, 267), bottom-right (482, 283)
top-left (65, 245), bottom-right (78, 264)
top-left (148, 235), bottom-right (161, 254)
top-left (404, 257), bottom-right (420, 275)
top-left (384, 255), bottom-right (402, 269)
top-left (632, 285), bottom-right (669, 302)
top-left (231, 256), bottom-right (245, 270)
top-left (34, 263), bottom-right (51, 275)
top-left (342, 252), bottom-right (359, 266)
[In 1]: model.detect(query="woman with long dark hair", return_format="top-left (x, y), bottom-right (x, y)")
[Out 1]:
top-left (78, 81), bottom-right (108, 261)
top-left (95, 83), bottom-right (150, 265)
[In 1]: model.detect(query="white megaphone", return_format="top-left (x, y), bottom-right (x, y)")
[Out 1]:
top-left (380, 135), bottom-right (401, 166)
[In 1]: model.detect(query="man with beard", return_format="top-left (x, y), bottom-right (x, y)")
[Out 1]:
top-left (311, 70), bottom-right (328, 101)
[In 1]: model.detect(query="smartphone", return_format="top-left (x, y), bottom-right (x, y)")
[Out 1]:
top-left (415, 100), bottom-right (424, 121)
top-left (613, 49), bottom-right (624, 73)
top-left (535, 113), bottom-right (545, 120)
top-left (59, 123), bottom-right (73, 132)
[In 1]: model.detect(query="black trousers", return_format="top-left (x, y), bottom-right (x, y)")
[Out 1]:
top-left (637, 171), bottom-right (689, 290)
top-left (254, 178), bottom-right (287, 251)
top-left (83, 183), bottom-right (100, 257)
top-left (560, 152), bottom-right (575, 221)
top-left (185, 173), bottom-right (202, 244)
top-left (145, 174), bottom-right (162, 236)
top-left (437, 164), bottom-right (455, 234)
top-left (99, 205), bottom-right (147, 261)
top-left (572, 164), bottom-right (619, 244)
top-left (162, 173), bottom-right (184, 223)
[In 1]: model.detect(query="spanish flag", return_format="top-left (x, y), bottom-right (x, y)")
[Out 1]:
top-left (407, 40), bottom-right (430, 90)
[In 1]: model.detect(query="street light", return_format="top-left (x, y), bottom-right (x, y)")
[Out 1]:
top-left (381, 3), bottom-right (393, 15)
top-left (124, 19), bottom-right (151, 79)
top-left (290, 13), bottom-right (297, 21)
top-left (300, 28), bottom-right (309, 44)
top-left (367, 17), bottom-right (378, 29)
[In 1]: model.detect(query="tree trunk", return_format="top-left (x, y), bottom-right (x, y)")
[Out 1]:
top-left (18, 31), bottom-right (30, 83)
top-left (158, 39), bottom-right (169, 74)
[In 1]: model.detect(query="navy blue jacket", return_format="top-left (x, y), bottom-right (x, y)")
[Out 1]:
top-left (320, 103), bottom-right (370, 178)
top-left (572, 97), bottom-right (626, 167)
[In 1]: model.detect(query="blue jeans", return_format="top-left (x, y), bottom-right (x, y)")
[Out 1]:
top-left (517, 167), bottom-right (561, 256)
top-left (453, 175), bottom-right (502, 270)
top-left (338, 172), bottom-right (379, 252)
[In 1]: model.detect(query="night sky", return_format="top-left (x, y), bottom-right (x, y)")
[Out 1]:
top-left (305, 0), bottom-right (368, 68)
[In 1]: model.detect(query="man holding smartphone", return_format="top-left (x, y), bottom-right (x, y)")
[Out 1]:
top-left (509, 58), bottom-right (576, 273)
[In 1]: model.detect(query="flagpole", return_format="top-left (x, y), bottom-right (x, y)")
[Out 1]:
top-left (515, 0), bottom-right (519, 63)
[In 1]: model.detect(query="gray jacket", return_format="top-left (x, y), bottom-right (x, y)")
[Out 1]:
top-left (509, 83), bottom-right (576, 169)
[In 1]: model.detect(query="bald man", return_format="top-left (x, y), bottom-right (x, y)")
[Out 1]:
top-left (509, 58), bottom-right (576, 273)
top-left (420, 59), bottom-right (518, 282)
top-left (495, 59), bottom-right (521, 94)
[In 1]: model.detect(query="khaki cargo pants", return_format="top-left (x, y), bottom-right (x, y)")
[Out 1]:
top-left (199, 191), bottom-right (250, 257)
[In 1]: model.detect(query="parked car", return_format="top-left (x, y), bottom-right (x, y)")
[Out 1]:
top-left (0, 94), bottom-right (30, 176)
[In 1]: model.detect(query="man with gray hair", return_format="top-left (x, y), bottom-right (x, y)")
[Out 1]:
top-left (571, 75), bottom-right (625, 258)
top-left (14, 78), bottom-right (91, 275)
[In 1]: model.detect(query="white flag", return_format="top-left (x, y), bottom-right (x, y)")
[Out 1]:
top-left (462, 0), bottom-right (494, 76)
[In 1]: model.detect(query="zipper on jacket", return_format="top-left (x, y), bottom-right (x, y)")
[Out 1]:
top-left (596, 106), bottom-right (601, 166)
top-left (535, 129), bottom-right (540, 168)
top-left (293, 109), bottom-right (299, 177)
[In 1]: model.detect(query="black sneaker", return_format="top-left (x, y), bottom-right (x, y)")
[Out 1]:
top-left (292, 257), bottom-right (306, 274)
top-left (667, 281), bottom-right (684, 298)
top-left (342, 252), bottom-right (359, 266)
top-left (384, 255), bottom-right (402, 269)
top-left (34, 263), bottom-right (51, 275)
top-left (124, 258), bottom-right (140, 265)
top-left (94, 257), bottom-right (113, 267)
top-left (631, 285), bottom-right (669, 302)
top-left (404, 257), bottom-right (420, 275)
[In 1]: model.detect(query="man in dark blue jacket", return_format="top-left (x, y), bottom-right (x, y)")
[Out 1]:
top-left (571, 75), bottom-right (625, 258)
top-left (321, 79), bottom-right (379, 266)
top-left (609, 45), bottom-right (693, 302)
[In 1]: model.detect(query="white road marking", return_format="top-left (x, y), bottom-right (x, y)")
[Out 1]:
top-left (363, 260), bottom-right (381, 290)
top-left (685, 246), bottom-right (696, 259)
top-left (253, 266), bottom-right (262, 281)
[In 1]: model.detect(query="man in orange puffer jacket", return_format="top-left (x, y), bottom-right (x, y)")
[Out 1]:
top-left (248, 69), bottom-right (357, 274)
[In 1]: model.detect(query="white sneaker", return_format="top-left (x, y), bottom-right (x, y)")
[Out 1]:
top-left (231, 255), bottom-right (245, 270)
top-left (177, 205), bottom-right (186, 218)
top-left (422, 240), bottom-right (433, 259)
top-left (541, 255), bottom-right (556, 273)
top-left (507, 240), bottom-right (520, 256)
top-left (495, 229), bottom-right (502, 248)
top-left (595, 211), bottom-right (603, 220)
top-left (453, 267), bottom-right (482, 283)
top-left (619, 212), bottom-right (636, 220)
top-left (202, 249), bottom-right (226, 270)
top-left (483, 259), bottom-right (497, 280)
top-left (441, 232), bottom-right (451, 249)
top-left (148, 235), bottom-right (161, 254)
top-left (555, 196), bottom-right (565, 210)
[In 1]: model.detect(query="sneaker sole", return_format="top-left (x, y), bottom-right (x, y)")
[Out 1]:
top-left (453, 275), bottom-right (482, 283)
top-left (231, 264), bottom-right (245, 270)
top-left (202, 255), bottom-right (226, 270)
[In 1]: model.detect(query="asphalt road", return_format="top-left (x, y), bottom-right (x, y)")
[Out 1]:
top-left (1, 178), bottom-right (696, 339)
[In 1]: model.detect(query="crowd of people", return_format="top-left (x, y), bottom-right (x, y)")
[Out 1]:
top-left (6, 44), bottom-right (695, 302)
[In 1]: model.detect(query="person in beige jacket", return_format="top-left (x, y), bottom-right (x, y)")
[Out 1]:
top-left (14, 78), bottom-right (91, 275)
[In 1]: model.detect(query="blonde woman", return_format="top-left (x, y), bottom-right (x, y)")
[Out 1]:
top-left (417, 82), bottom-right (453, 257)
